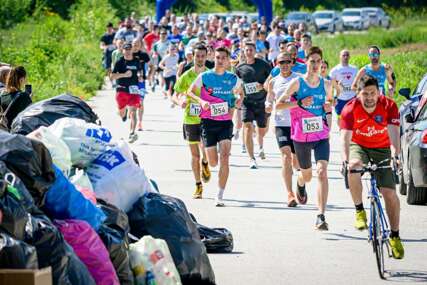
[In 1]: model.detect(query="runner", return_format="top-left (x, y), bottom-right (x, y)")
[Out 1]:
top-left (276, 46), bottom-right (333, 230)
top-left (159, 44), bottom-right (179, 103)
top-left (173, 44), bottom-right (212, 199)
top-left (297, 33), bottom-right (312, 62)
top-left (236, 41), bottom-right (272, 168)
top-left (352, 46), bottom-right (395, 98)
top-left (329, 50), bottom-right (358, 126)
top-left (152, 29), bottom-right (171, 92)
top-left (111, 43), bottom-right (143, 143)
top-left (100, 22), bottom-right (116, 77)
top-left (340, 74), bottom-right (404, 259)
top-left (189, 47), bottom-right (243, 206)
top-left (266, 52), bottom-right (300, 207)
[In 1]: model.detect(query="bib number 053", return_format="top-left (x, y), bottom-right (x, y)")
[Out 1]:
top-left (302, 116), bottom-right (323, 133)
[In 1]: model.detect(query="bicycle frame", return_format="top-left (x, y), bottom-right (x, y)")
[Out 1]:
top-left (367, 175), bottom-right (390, 243)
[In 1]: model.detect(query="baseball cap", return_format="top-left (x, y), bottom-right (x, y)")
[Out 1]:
top-left (123, 43), bottom-right (132, 49)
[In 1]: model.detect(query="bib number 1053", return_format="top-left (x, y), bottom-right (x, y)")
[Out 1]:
top-left (210, 102), bottom-right (228, 117)
top-left (302, 116), bottom-right (323, 133)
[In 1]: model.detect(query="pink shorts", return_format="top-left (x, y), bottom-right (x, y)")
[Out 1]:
top-left (116, 91), bottom-right (141, 110)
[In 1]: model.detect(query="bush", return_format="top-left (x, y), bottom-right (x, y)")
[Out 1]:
top-left (0, 0), bottom-right (32, 28)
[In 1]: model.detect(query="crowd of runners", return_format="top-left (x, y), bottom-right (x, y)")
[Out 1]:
top-left (101, 11), bottom-right (404, 260)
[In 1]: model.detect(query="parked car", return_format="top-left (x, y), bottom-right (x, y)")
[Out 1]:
top-left (362, 7), bottom-right (391, 29)
top-left (398, 73), bottom-right (427, 205)
top-left (341, 8), bottom-right (370, 30)
top-left (312, 10), bottom-right (343, 33)
top-left (284, 11), bottom-right (319, 34)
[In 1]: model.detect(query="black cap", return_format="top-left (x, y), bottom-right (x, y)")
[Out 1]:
top-left (123, 43), bottom-right (132, 49)
top-left (107, 22), bottom-right (114, 28)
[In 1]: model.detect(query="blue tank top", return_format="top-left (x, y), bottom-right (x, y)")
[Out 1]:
top-left (365, 64), bottom-right (386, 94)
top-left (271, 63), bottom-right (307, 78)
top-left (295, 77), bottom-right (326, 117)
top-left (201, 70), bottom-right (238, 108)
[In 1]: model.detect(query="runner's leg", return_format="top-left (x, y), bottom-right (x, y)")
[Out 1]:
top-left (218, 139), bottom-right (231, 189)
top-left (316, 160), bottom-right (329, 214)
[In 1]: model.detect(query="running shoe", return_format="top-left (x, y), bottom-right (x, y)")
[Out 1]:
top-left (354, 209), bottom-right (368, 230)
top-left (214, 197), bottom-right (225, 207)
top-left (315, 214), bottom-right (329, 231)
top-left (137, 122), bottom-right (143, 131)
top-left (287, 192), bottom-right (297, 207)
top-left (389, 237), bottom-right (404, 259)
top-left (249, 158), bottom-right (258, 169)
top-left (193, 183), bottom-right (203, 199)
top-left (259, 148), bottom-right (266, 160)
top-left (241, 144), bottom-right (247, 153)
top-left (128, 132), bottom-right (138, 144)
top-left (201, 161), bottom-right (211, 183)
top-left (233, 129), bottom-right (240, 140)
top-left (296, 183), bottom-right (308, 204)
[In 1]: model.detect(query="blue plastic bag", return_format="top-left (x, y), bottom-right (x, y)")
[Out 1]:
top-left (44, 165), bottom-right (106, 231)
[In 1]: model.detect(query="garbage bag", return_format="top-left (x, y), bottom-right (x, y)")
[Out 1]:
top-left (11, 93), bottom-right (99, 135)
top-left (128, 193), bottom-right (216, 284)
top-left (0, 131), bottom-right (56, 207)
top-left (47, 118), bottom-right (113, 168)
top-left (44, 165), bottom-right (106, 231)
top-left (26, 214), bottom-right (96, 285)
top-left (129, 235), bottom-right (182, 285)
top-left (54, 219), bottom-right (120, 285)
top-left (0, 232), bottom-right (38, 269)
top-left (27, 126), bottom-right (72, 175)
top-left (87, 141), bottom-right (153, 212)
top-left (69, 168), bottom-right (96, 204)
top-left (97, 199), bottom-right (134, 285)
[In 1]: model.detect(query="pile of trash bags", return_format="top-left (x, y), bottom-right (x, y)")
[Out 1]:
top-left (0, 93), bottom-right (234, 285)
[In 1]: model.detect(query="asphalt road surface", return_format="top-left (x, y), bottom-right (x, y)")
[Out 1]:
top-left (90, 85), bottom-right (427, 285)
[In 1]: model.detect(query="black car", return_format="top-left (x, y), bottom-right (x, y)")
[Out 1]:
top-left (398, 73), bottom-right (427, 205)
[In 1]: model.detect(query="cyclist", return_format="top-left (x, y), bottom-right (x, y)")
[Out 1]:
top-left (276, 46), bottom-right (333, 230)
top-left (352, 46), bottom-right (395, 98)
top-left (236, 41), bottom-right (272, 168)
top-left (189, 47), bottom-right (243, 206)
top-left (340, 74), bottom-right (404, 259)
top-left (266, 52), bottom-right (300, 207)
top-left (330, 50), bottom-right (358, 127)
top-left (173, 44), bottom-right (212, 199)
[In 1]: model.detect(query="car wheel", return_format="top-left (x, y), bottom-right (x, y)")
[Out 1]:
top-left (398, 171), bottom-right (407, 195)
top-left (330, 25), bottom-right (335, 34)
top-left (407, 170), bottom-right (427, 205)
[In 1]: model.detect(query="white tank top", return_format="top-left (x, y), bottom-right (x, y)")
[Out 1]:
top-left (272, 72), bottom-right (299, 127)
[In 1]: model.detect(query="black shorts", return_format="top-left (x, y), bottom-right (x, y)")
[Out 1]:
top-left (293, 139), bottom-right (330, 169)
top-left (201, 119), bottom-right (233, 148)
top-left (242, 102), bottom-right (267, 128)
top-left (164, 75), bottom-right (176, 91)
top-left (275, 127), bottom-right (295, 153)
top-left (183, 124), bottom-right (201, 144)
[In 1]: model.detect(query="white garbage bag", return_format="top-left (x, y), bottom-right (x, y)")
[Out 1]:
top-left (129, 235), bottom-right (182, 285)
top-left (26, 126), bottom-right (72, 175)
top-left (69, 168), bottom-right (96, 204)
top-left (86, 140), bottom-right (153, 212)
top-left (48, 118), bottom-right (113, 168)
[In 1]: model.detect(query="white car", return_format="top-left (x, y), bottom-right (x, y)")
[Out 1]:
top-left (362, 7), bottom-right (391, 29)
top-left (312, 10), bottom-right (343, 33)
top-left (342, 8), bottom-right (370, 30)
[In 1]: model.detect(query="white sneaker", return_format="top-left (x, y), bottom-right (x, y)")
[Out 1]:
top-left (233, 130), bottom-right (240, 140)
top-left (259, 148), bottom-right (266, 160)
top-left (214, 197), bottom-right (225, 207)
top-left (241, 144), bottom-right (247, 153)
top-left (249, 158), bottom-right (258, 169)
top-left (128, 133), bottom-right (138, 143)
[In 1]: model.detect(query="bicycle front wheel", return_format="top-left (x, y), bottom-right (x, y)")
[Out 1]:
top-left (371, 200), bottom-right (386, 279)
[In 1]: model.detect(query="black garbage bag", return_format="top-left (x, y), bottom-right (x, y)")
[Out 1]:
top-left (0, 232), bottom-right (38, 269)
top-left (26, 214), bottom-right (95, 285)
top-left (11, 93), bottom-right (99, 135)
top-left (97, 199), bottom-right (134, 285)
top-left (0, 180), bottom-right (32, 241)
top-left (189, 214), bottom-right (234, 253)
top-left (0, 131), bottom-right (55, 207)
top-left (128, 192), bottom-right (216, 285)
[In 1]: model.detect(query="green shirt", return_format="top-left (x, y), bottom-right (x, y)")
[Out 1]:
top-left (111, 50), bottom-right (123, 68)
top-left (174, 67), bottom-right (205, 125)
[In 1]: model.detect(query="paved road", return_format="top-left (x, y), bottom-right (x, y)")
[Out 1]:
top-left (90, 85), bottom-right (427, 285)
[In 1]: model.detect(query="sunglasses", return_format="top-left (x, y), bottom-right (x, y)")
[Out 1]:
top-left (278, 60), bottom-right (292, 65)
top-left (368, 52), bottom-right (380, 58)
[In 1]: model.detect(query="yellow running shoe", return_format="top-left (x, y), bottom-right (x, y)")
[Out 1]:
top-left (355, 210), bottom-right (368, 230)
top-left (389, 237), bottom-right (404, 259)
top-left (201, 161), bottom-right (211, 183)
top-left (193, 183), bottom-right (203, 199)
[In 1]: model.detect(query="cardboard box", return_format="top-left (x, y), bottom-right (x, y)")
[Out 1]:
top-left (0, 267), bottom-right (52, 285)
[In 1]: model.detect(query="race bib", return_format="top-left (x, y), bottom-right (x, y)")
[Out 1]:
top-left (342, 86), bottom-right (352, 92)
top-left (128, 85), bottom-right (139, 95)
top-left (210, 102), bottom-right (228, 117)
top-left (244, 82), bottom-right (259, 95)
top-left (125, 35), bottom-right (135, 42)
top-left (189, 103), bottom-right (201, 116)
top-left (302, 116), bottom-right (323, 134)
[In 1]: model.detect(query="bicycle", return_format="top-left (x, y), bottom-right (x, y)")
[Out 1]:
top-left (343, 158), bottom-right (399, 279)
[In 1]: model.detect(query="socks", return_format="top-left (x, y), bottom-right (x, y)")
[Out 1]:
top-left (390, 230), bottom-right (400, 238)
top-left (217, 188), bottom-right (225, 200)
top-left (355, 203), bottom-right (364, 211)
top-left (196, 181), bottom-right (202, 186)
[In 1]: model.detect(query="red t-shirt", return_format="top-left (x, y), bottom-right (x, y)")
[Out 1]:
top-left (340, 96), bottom-right (400, 148)
top-left (143, 33), bottom-right (159, 53)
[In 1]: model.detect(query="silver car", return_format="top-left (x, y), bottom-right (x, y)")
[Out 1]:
top-left (341, 8), bottom-right (370, 30)
top-left (284, 11), bottom-right (319, 34)
top-left (362, 7), bottom-right (391, 29)
top-left (312, 10), bottom-right (343, 33)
